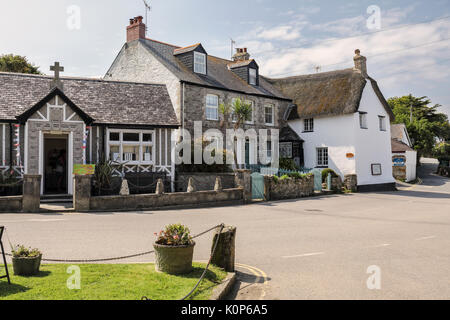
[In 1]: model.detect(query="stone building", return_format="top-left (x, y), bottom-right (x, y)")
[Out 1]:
top-left (0, 69), bottom-right (178, 195)
top-left (105, 16), bottom-right (297, 166)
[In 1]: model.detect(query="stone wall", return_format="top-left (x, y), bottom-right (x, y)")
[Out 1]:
top-left (175, 173), bottom-right (235, 192)
top-left (0, 196), bottom-right (22, 212)
top-left (263, 175), bottom-right (314, 201)
top-left (89, 188), bottom-right (244, 212)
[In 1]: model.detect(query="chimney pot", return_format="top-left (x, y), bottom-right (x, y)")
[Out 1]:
top-left (127, 16), bottom-right (146, 42)
top-left (353, 49), bottom-right (368, 77)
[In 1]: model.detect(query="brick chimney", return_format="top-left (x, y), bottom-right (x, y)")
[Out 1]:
top-left (353, 49), bottom-right (368, 77)
top-left (232, 48), bottom-right (250, 62)
top-left (127, 16), bottom-right (146, 42)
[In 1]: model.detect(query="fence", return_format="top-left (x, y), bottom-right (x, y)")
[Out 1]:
top-left (245, 164), bottom-right (312, 177)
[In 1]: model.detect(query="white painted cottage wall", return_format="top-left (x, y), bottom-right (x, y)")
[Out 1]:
top-left (354, 85), bottom-right (395, 186)
top-left (288, 114), bottom-right (357, 179)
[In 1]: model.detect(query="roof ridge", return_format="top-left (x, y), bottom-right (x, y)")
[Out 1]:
top-left (144, 37), bottom-right (181, 48)
top-left (266, 68), bottom-right (356, 81)
top-left (0, 71), bottom-right (167, 87)
top-left (174, 43), bottom-right (201, 52)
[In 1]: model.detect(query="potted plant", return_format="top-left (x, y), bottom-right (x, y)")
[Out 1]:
top-left (11, 245), bottom-right (42, 276)
top-left (153, 224), bottom-right (195, 275)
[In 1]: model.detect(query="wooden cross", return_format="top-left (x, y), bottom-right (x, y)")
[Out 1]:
top-left (50, 62), bottom-right (64, 80)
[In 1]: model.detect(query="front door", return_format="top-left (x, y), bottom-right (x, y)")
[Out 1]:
top-left (43, 135), bottom-right (68, 194)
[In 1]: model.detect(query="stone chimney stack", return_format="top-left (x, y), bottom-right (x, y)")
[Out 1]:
top-left (232, 48), bottom-right (250, 62)
top-left (127, 16), bottom-right (146, 42)
top-left (353, 49), bottom-right (368, 77)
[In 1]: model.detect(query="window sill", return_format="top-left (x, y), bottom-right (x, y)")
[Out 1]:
top-left (302, 131), bottom-right (314, 133)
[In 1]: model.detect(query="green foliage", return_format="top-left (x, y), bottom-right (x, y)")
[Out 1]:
top-left (155, 224), bottom-right (193, 246)
top-left (279, 158), bottom-right (299, 171)
top-left (321, 169), bottom-right (338, 183)
top-left (0, 54), bottom-right (42, 74)
top-left (388, 95), bottom-right (450, 157)
top-left (433, 142), bottom-right (450, 162)
top-left (12, 245), bottom-right (41, 258)
top-left (219, 97), bottom-right (253, 129)
top-left (92, 160), bottom-right (124, 192)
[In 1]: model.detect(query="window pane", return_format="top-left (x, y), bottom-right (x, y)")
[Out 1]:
top-left (249, 68), bottom-right (257, 85)
top-left (265, 105), bottom-right (274, 124)
top-left (143, 145), bottom-right (152, 162)
top-left (194, 52), bottom-right (206, 74)
top-left (143, 133), bottom-right (153, 142)
top-left (123, 145), bottom-right (140, 161)
top-left (123, 133), bottom-right (140, 142)
top-left (245, 101), bottom-right (253, 122)
top-left (109, 132), bottom-right (120, 141)
top-left (206, 95), bottom-right (219, 120)
top-left (110, 145), bottom-right (120, 161)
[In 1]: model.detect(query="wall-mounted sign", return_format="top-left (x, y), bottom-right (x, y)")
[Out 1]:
top-left (393, 156), bottom-right (406, 167)
top-left (346, 153), bottom-right (355, 159)
top-left (371, 164), bottom-right (382, 176)
top-left (73, 164), bottom-right (95, 176)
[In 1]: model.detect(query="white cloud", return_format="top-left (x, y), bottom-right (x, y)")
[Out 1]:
top-left (257, 25), bottom-right (301, 41)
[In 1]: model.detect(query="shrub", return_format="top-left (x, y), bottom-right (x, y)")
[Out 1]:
top-left (321, 169), bottom-right (338, 182)
top-left (155, 224), bottom-right (193, 246)
top-left (279, 158), bottom-right (299, 171)
top-left (12, 245), bottom-right (41, 258)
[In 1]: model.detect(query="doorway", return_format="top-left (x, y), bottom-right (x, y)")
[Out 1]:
top-left (43, 134), bottom-right (68, 194)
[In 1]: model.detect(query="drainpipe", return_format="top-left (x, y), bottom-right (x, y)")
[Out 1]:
top-left (182, 82), bottom-right (186, 138)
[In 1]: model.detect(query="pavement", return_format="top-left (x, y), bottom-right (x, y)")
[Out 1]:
top-left (1, 158), bottom-right (449, 300)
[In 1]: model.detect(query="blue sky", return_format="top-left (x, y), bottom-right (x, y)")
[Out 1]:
top-left (1, 0), bottom-right (449, 116)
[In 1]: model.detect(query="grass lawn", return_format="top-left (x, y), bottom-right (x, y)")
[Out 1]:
top-left (0, 263), bottom-right (227, 300)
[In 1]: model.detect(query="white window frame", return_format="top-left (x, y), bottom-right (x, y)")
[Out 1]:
top-left (249, 68), bottom-right (257, 85)
top-left (206, 94), bottom-right (219, 121)
top-left (194, 52), bottom-right (206, 75)
top-left (378, 115), bottom-right (386, 131)
top-left (359, 112), bottom-right (368, 129)
top-left (265, 104), bottom-right (275, 126)
top-left (107, 129), bottom-right (155, 165)
top-left (244, 100), bottom-right (254, 124)
top-left (317, 147), bottom-right (329, 168)
top-left (304, 118), bottom-right (314, 132)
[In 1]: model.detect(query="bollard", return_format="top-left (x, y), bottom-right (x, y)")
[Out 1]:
top-left (120, 179), bottom-right (130, 196)
top-left (214, 177), bottom-right (223, 191)
top-left (73, 175), bottom-right (92, 212)
top-left (187, 177), bottom-right (196, 193)
top-left (211, 225), bottom-right (236, 272)
top-left (155, 179), bottom-right (165, 195)
top-left (22, 175), bottom-right (41, 213)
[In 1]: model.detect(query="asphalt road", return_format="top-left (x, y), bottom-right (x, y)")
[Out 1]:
top-left (1, 159), bottom-right (449, 300)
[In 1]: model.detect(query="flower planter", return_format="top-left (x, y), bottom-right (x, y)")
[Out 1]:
top-left (153, 242), bottom-right (195, 275)
top-left (12, 254), bottom-right (42, 276)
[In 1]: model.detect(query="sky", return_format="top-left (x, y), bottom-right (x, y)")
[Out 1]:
top-left (1, 0), bottom-right (449, 117)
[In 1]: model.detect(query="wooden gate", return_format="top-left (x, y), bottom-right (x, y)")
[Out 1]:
top-left (251, 172), bottom-right (264, 200)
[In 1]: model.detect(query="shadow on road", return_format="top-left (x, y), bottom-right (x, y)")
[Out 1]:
top-left (396, 189), bottom-right (450, 199)
top-left (225, 270), bottom-right (271, 300)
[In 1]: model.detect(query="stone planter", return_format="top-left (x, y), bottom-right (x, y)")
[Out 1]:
top-left (12, 255), bottom-right (42, 276)
top-left (153, 242), bottom-right (195, 275)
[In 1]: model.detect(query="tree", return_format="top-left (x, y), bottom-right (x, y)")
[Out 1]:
top-left (388, 95), bottom-right (450, 159)
top-left (219, 98), bottom-right (253, 168)
top-left (0, 54), bottom-right (42, 74)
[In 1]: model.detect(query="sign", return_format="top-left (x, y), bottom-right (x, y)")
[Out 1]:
top-left (73, 164), bottom-right (95, 176)
top-left (393, 156), bottom-right (406, 167)
top-left (346, 153), bottom-right (355, 159)
top-left (371, 164), bottom-right (382, 176)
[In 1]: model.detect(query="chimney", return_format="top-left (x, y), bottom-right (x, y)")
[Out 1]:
top-left (353, 49), bottom-right (368, 77)
top-left (232, 48), bottom-right (250, 62)
top-left (127, 16), bottom-right (146, 42)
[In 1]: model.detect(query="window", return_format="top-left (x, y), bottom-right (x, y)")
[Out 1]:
top-left (249, 68), bottom-right (257, 85)
top-left (304, 118), bottom-right (314, 132)
top-left (317, 147), bottom-right (329, 167)
top-left (379, 116), bottom-right (386, 131)
top-left (206, 94), bottom-right (219, 120)
top-left (194, 52), bottom-right (206, 74)
top-left (359, 112), bottom-right (368, 129)
top-left (245, 100), bottom-right (254, 124)
top-left (265, 104), bottom-right (274, 125)
top-left (108, 130), bottom-right (154, 164)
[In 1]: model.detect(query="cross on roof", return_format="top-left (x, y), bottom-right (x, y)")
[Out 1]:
top-left (50, 62), bottom-right (64, 80)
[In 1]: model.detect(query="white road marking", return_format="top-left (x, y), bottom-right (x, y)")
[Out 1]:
top-left (282, 252), bottom-right (325, 259)
top-left (415, 236), bottom-right (437, 241)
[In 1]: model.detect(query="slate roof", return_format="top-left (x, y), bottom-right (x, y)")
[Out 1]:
top-left (392, 139), bottom-right (414, 153)
top-left (0, 72), bottom-right (179, 127)
top-left (280, 126), bottom-right (304, 142)
top-left (173, 43), bottom-right (202, 55)
top-left (267, 68), bottom-right (394, 120)
top-left (136, 39), bottom-right (289, 100)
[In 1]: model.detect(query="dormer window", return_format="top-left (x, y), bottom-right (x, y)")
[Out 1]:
top-left (194, 52), bottom-right (206, 75)
top-left (249, 68), bottom-right (257, 85)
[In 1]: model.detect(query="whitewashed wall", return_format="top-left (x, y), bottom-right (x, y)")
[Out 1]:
top-left (288, 114), bottom-right (357, 179)
top-left (354, 85), bottom-right (395, 186)
top-left (405, 150), bottom-right (417, 182)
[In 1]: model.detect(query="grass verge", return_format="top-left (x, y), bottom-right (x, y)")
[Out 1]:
top-left (0, 263), bottom-right (227, 300)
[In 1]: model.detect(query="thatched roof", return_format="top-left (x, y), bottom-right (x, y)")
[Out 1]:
top-left (266, 68), bottom-right (394, 120)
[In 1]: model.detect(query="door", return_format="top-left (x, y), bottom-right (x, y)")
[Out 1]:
top-left (312, 169), bottom-right (322, 192)
top-left (43, 135), bottom-right (68, 194)
top-left (251, 172), bottom-right (264, 200)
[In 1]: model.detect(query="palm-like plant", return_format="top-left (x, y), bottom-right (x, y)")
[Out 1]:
top-left (219, 98), bottom-right (253, 168)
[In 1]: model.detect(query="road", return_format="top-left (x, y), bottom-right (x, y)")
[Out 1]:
top-left (1, 159), bottom-right (449, 300)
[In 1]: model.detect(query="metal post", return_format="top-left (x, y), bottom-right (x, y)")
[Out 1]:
top-left (0, 226), bottom-right (11, 284)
